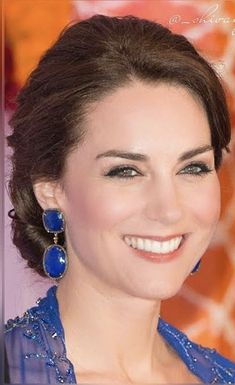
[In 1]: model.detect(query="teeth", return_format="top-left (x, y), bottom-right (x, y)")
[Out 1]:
top-left (152, 241), bottom-right (161, 253)
top-left (131, 237), bottom-right (137, 248)
top-left (161, 242), bottom-right (170, 253)
top-left (124, 235), bottom-right (183, 254)
top-left (125, 237), bottom-right (132, 246)
top-left (144, 239), bottom-right (152, 252)
top-left (137, 238), bottom-right (144, 250)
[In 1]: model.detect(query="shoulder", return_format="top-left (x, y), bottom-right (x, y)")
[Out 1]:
top-left (5, 285), bottom-right (61, 350)
top-left (192, 341), bottom-right (235, 384)
top-left (5, 285), bottom-right (59, 341)
top-left (4, 302), bottom-right (49, 383)
top-left (158, 319), bottom-right (235, 384)
top-left (4, 286), bottom-right (75, 384)
top-left (5, 292), bottom-right (54, 343)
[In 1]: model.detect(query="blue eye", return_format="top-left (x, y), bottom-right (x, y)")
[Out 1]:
top-left (179, 162), bottom-right (213, 176)
top-left (105, 166), bottom-right (141, 178)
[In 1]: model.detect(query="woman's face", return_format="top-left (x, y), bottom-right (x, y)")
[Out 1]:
top-left (55, 82), bottom-right (220, 300)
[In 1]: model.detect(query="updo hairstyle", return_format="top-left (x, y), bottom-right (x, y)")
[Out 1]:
top-left (7, 15), bottom-right (231, 277)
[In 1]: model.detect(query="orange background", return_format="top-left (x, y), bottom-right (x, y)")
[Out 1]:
top-left (4, 0), bottom-right (235, 360)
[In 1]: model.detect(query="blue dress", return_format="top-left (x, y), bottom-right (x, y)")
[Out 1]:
top-left (5, 286), bottom-right (235, 384)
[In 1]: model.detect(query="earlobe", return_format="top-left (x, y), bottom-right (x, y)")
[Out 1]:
top-left (33, 181), bottom-right (63, 211)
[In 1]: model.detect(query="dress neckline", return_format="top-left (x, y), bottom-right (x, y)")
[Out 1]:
top-left (44, 286), bottom-right (205, 383)
top-left (17, 285), bottom-right (233, 384)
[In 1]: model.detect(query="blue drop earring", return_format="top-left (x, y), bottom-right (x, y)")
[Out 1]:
top-left (42, 209), bottom-right (68, 279)
top-left (190, 259), bottom-right (201, 275)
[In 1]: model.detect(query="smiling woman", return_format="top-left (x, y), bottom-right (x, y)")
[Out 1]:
top-left (4, 14), bottom-right (235, 384)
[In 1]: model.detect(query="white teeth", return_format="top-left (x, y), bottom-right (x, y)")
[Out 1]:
top-left (144, 239), bottom-right (152, 252)
top-left (161, 242), bottom-right (170, 253)
top-left (137, 238), bottom-right (144, 250)
top-left (152, 241), bottom-right (161, 253)
top-left (131, 237), bottom-right (137, 248)
top-left (125, 237), bottom-right (132, 246)
top-left (125, 237), bottom-right (131, 246)
top-left (124, 235), bottom-right (183, 254)
top-left (174, 237), bottom-right (182, 249)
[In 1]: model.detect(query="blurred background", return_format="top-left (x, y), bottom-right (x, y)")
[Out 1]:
top-left (4, 0), bottom-right (235, 360)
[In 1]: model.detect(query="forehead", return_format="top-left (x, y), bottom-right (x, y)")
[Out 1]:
top-left (80, 81), bottom-right (211, 158)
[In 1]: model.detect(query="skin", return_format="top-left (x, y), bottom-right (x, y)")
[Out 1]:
top-left (34, 81), bottom-right (220, 384)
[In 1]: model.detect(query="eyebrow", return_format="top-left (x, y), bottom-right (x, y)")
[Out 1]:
top-left (96, 150), bottom-right (146, 161)
top-left (179, 145), bottom-right (213, 161)
top-left (95, 145), bottom-right (213, 162)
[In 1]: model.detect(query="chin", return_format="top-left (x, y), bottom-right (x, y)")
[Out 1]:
top-left (127, 278), bottom-right (185, 301)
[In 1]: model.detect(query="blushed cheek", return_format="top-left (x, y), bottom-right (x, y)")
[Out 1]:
top-left (190, 178), bottom-right (221, 228)
top-left (64, 184), bottom-right (137, 232)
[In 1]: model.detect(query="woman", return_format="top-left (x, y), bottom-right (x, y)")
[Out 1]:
top-left (5, 14), bottom-right (235, 384)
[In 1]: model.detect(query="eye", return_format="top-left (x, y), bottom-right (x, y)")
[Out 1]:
top-left (105, 166), bottom-right (141, 179)
top-left (179, 162), bottom-right (213, 177)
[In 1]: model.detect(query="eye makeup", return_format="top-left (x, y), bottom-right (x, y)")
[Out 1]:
top-left (102, 158), bottom-right (214, 181)
top-left (104, 165), bottom-right (142, 179)
top-left (178, 161), bottom-right (214, 177)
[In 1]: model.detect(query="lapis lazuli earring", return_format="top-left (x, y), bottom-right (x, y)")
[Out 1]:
top-left (42, 209), bottom-right (68, 279)
top-left (190, 259), bottom-right (201, 275)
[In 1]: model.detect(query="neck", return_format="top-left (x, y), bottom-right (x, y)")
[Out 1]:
top-left (56, 264), bottom-right (171, 382)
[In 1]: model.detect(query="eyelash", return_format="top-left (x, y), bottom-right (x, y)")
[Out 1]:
top-left (178, 162), bottom-right (213, 177)
top-left (105, 165), bottom-right (141, 178)
top-left (105, 162), bottom-right (213, 179)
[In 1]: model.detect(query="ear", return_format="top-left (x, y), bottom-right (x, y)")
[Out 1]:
top-left (33, 180), bottom-right (64, 211)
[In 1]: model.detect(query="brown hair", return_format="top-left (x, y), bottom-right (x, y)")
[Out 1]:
top-left (7, 14), bottom-right (231, 277)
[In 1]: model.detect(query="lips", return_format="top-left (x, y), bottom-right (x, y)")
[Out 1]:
top-left (123, 234), bottom-right (185, 262)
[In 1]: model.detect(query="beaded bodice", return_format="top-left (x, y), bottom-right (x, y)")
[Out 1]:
top-left (5, 286), bottom-right (235, 384)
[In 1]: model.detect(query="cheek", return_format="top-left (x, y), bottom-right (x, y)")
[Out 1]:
top-left (186, 177), bottom-right (221, 228)
top-left (63, 181), bottom-right (138, 231)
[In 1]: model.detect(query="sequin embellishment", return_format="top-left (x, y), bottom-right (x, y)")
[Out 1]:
top-left (5, 286), bottom-right (235, 384)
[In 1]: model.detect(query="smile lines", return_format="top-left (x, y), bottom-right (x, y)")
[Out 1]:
top-left (124, 235), bottom-right (183, 254)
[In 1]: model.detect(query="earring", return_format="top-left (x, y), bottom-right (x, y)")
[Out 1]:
top-left (42, 209), bottom-right (68, 279)
top-left (190, 259), bottom-right (201, 275)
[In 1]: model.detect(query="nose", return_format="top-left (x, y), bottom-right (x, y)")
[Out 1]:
top-left (144, 178), bottom-right (184, 225)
